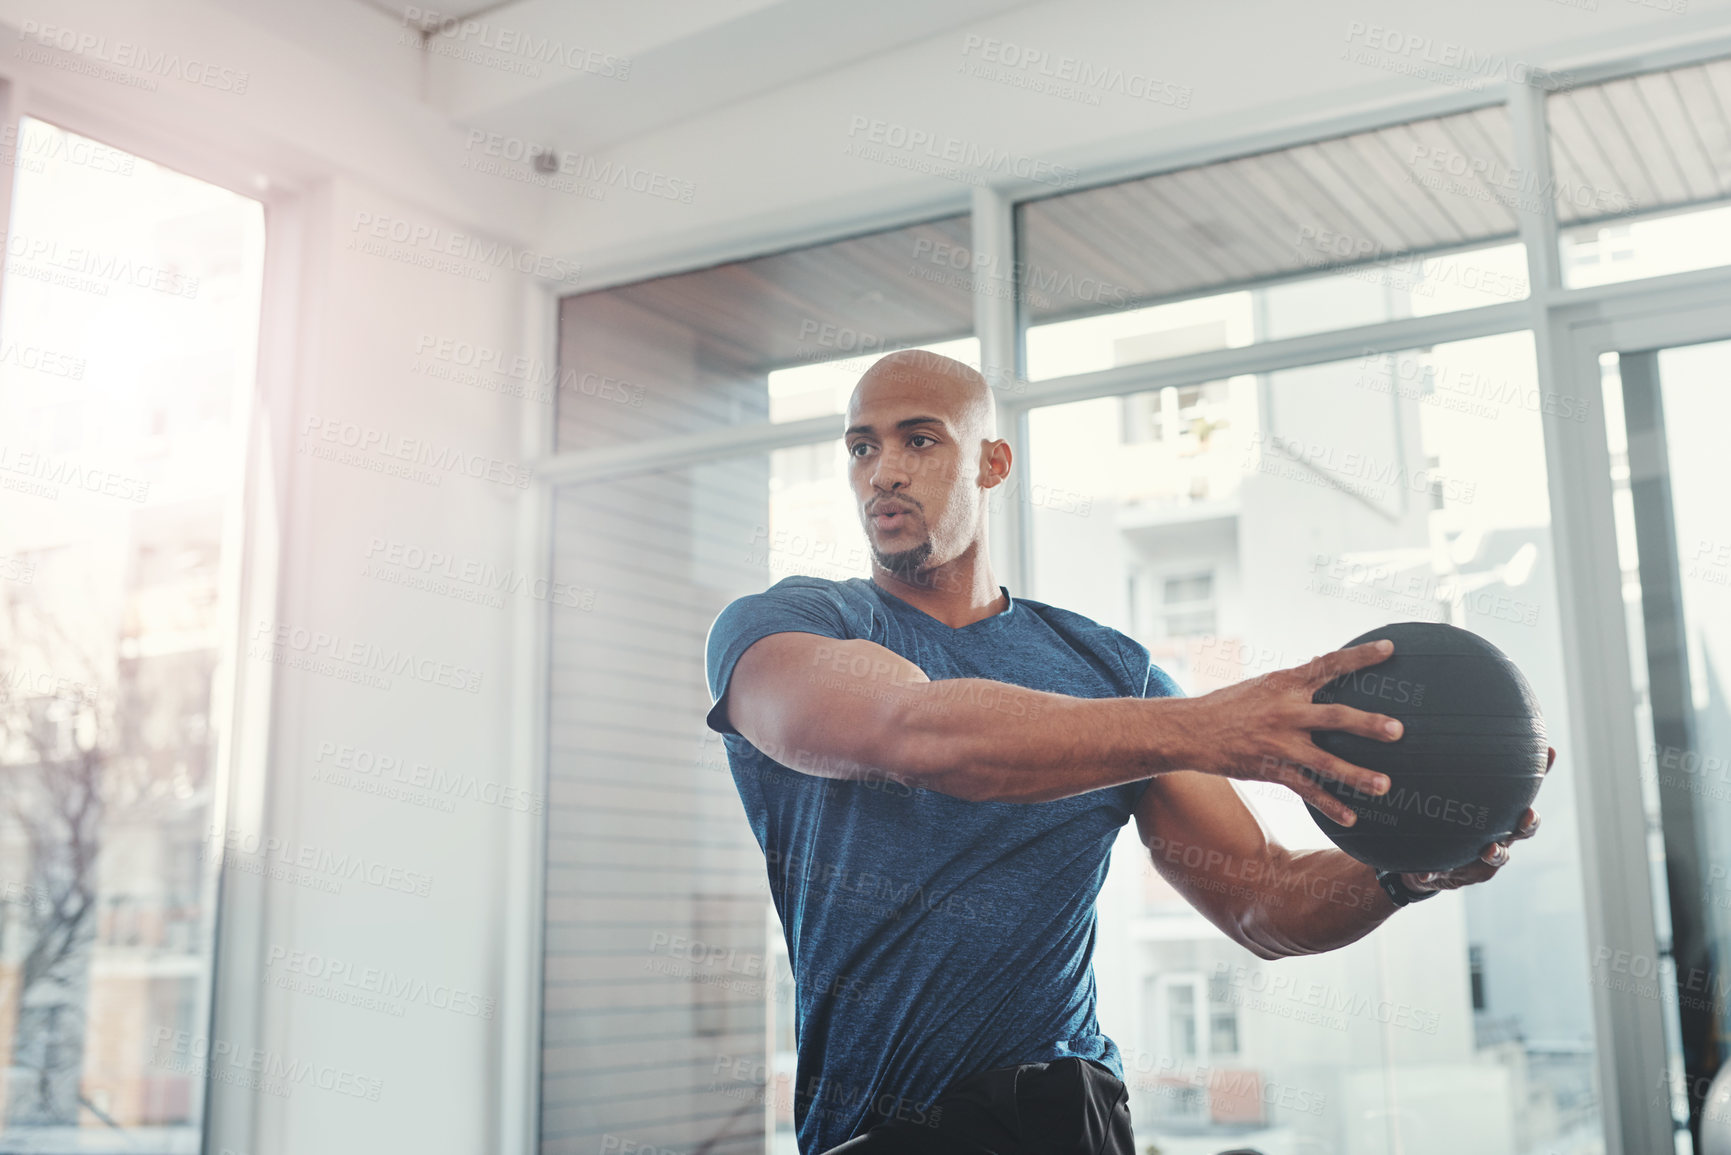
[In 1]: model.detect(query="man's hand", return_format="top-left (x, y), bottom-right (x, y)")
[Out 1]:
top-left (1398, 746), bottom-right (1555, 894)
top-left (1173, 640), bottom-right (1406, 825)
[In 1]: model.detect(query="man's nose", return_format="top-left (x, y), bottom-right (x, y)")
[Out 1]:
top-left (870, 450), bottom-right (913, 487)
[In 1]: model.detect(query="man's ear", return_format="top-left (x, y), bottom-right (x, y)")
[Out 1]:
top-left (978, 439), bottom-right (1012, 487)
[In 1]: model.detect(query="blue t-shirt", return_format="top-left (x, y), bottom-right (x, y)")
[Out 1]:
top-left (703, 575), bottom-right (1181, 1154)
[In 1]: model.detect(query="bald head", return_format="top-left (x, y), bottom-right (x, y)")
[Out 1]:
top-left (848, 350), bottom-right (996, 442)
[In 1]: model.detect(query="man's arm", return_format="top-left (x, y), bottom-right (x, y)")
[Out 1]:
top-left (1132, 760), bottom-right (1550, 959)
top-left (720, 630), bottom-right (1403, 820)
top-left (1132, 772), bottom-right (1397, 960)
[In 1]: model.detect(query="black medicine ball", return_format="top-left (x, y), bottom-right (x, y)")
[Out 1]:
top-left (1304, 621), bottom-right (1549, 874)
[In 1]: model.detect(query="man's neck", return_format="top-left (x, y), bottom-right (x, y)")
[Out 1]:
top-left (871, 562), bottom-right (1007, 630)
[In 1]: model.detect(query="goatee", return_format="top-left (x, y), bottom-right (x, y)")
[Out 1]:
top-left (872, 540), bottom-right (934, 581)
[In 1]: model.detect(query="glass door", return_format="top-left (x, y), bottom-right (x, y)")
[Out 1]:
top-left (1601, 340), bottom-right (1731, 1153)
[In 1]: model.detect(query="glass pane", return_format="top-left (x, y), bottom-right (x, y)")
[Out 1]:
top-left (1548, 56), bottom-right (1731, 288)
top-left (766, 336), bottom-right (981, 425)
top-left (758, 440), bottom-right (872, 586)
top-left (0, 118), bottom-right (264, 1151)
top-left (542, 461), bottom-right (773, 1155)
top-left (1603, 340), bottom-right (1731, 1146)
top-left (1170, 984), bottom-right (1198, 1060)
top-left (1024, 243), bottom-right (1527, 381)
top-left (1029, 333), bottom-right (1603, 1153)
top-left (1561, 206), bottom-right (1731, 290)
top-left (1019, 104), bottom-right (1530, 379)
top-left (553, 216), bottom-right (975, 451)
top-left (1210, 1010), bottom-right (1239, 1057)
top-left (543, 438), bottom-right (862, 1155)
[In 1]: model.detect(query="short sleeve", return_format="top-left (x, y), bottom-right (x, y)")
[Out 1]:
top-left (1111, 632), bottom-right (1186, 815)
top-left (1141, 658), bottom-right (1184, 700)
top-left (1112, 633), bottom-right (1185, 701)
top-left (703, 578), bottom-right (855, 736)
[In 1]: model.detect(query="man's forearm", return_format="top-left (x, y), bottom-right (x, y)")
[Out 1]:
top-left (1234, 847), bottom-right (1401, 959)
top-left (891, 678), bottom-right (1199, 802)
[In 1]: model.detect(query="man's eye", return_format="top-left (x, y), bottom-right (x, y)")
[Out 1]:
top-left (910, 435), bottom-right (935, 448)
top-left (850, 443), bottom-right (872, 457)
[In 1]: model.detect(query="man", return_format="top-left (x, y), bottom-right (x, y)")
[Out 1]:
top-left (703, 350), bottom-right (1547, 1154)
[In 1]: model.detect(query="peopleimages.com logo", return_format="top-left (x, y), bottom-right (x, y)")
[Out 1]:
top-left (958, 35), bottom-right (1192, 109)
top-left (462, 131), bottom-right (695, 204)
top-left (348, 212), bottom-right (581, 285)
top-left (299, 415), bottom-right (534, 490)
top-left (844, 116), bottom-right (1078, 189)
top-left (15, 20), bottom-right (251, 94)
top-left (401, 7), bottom-right (631, 80)
top-left (247, 618), bottom-right (485, 695)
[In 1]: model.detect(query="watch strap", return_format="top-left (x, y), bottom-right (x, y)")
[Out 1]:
top-left (1375, 869), bottom-right (1438, 907)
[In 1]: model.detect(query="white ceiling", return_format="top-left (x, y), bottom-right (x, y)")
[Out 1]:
top-left (355, 0), bottom-right (518, 25)
top-left (317, 0), bottom-right (1045, 155)
top-left (187, 0), bottom-right (1731, 285)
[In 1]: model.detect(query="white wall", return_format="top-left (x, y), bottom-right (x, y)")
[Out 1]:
top-left (210, 174), bottom-right (545, 1155)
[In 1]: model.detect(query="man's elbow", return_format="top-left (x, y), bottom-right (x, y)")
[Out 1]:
top-left (1233, 849), bottom-right (1304, 961)
top-left (1242, 938), bottom-right (1296, 962)
top-left (1231, 905), bottom-right (1290, 961)
top-left (877, 693), bottom-right (1006, 802)
top-left (880, 724), bottom-right (980, 801)
top-left (1234, 921), bottom-right (1301, 962)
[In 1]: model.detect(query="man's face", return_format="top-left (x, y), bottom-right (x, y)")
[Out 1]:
top-left (843, 366), bottom-right (990, 582)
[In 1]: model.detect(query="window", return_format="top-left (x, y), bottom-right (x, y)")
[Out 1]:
top-left (541, 459), bottom-right (778, 1155)
top-left (767, 335), bottom-right (981, 426)
top-left (534, 50), bottom-right (1731, 1155)
top-left (1018, 106), bottom-right (1530, 380)
top-left (1127, 569), bottom-right (1220, 650)
top-left (1031, 333), bottom-right (1602, 1154)
top-left (1165, 978), bottom-right (1199, 1060)
top-left (1160, 572), bottom-right (1216, 639)
top-left (1123, 381), bottom-right (1233, 448)
top-left (554, 216), bottom-right (978, 451)
top-left (1143, 974), bottom-right (1208, 1125)
top-left (1549, 56), bottom-right (1731, 288)
top-left (1600, 340), bottom-right (1731, 1141)
top-left (1207, 969), bottom-right (1239, 1056)
top-left (541, 433), bottom-right (881, 1155)
top-left (1560, 203), bottom-right (1731, 288)
top-left (0, 118), bottom-right (263, 1150)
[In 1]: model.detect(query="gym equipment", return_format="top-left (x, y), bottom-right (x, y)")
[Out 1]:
top-left (1304, 621), bottom-right (1549, 874)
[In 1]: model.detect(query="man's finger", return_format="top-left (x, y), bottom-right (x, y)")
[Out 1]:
top-left (1291, 744), bottom-right (1390, 799)
top-left (1301, 639), bottom-right (1395, 688)
top-left (1480, 842), bottom-right (1510, 867)
top-left (1307, 789), bottom-right (1358, 827)
top-left (1304, 702), bottom-right (1405, 742)
top-left (1512, 809), bottom-right (1540, 840)
top-left (1276, 765), bottom-right (1357, 826)
top-left (1431, 859), bottom-right (1497, 889)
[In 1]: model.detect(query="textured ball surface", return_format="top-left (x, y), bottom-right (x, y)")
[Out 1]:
top-left (1304, 621), bottom-right (1549, 874)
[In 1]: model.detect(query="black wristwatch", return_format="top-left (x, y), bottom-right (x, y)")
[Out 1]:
top-left (1375, 869), bottom-right (1439, 908)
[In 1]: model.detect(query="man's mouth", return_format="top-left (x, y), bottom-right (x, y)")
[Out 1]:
top-left (871, 504), bottom-right (913, 529)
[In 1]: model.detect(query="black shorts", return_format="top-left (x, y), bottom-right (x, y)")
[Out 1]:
top-left (819, 1055), bottom-right (1136, 1155)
